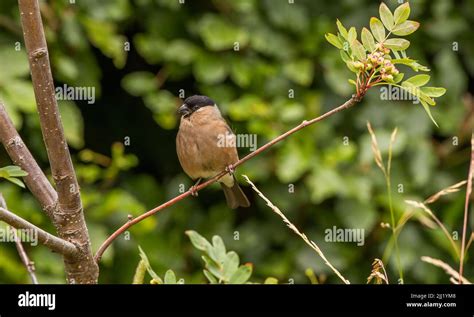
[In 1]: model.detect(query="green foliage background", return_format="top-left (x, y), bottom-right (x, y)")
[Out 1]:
top-left (0, 0), bottom-right (472, 284)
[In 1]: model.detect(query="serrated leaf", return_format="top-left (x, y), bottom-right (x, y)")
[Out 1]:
top-left (164, 270), bottom-right (177, 284)
top-left (384, 38), bottom-right (410, 50)
top-left (336, 19), bottom-right (348, 39)
top-left (392, 20), bottom-right (419, 36)
top-left (325, 33), bottom-right (343, 49)
top-left (186, 230), bottom-right (212, 252)
top-left (361, 27), bottom-right (376, 52)
top-left (229, 264), bottom-right (253, 284)
top-left (405, 74), bottom-right (430, 87)
top-left (420, 87), bottom-right (446, 97)
top-left (347, 27), bottom-right (357, 44)
top-left (370, 17), bottom-right (385, 43)
top-left (379, 3), bottom-right (394, 31)
top-left (351, 40), bottom-right (366, 60)
top-left (394, 2), bottom-right (410, 25)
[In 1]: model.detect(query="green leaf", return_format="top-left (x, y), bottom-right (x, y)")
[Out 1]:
top-left (419, 99), bottom-right (439, 127)
top-left (5, 177), bottom-right (25, 188)
top-left (0, 166), bottom-right (28, 178)
top-left (222, 251), bottom-right (240, 280)
top-left (420, 87), bottom-right (446, 97)
top-left (212, 235), bottom-right (226, 262)
top-left (229, 264), bottom-right (253, 284)
top-left (203, 269), bottom-right (218, 284)
top-left (405, 74), bottom-right (431, 87)
top-left (384, 38), bottom-right (410, 50)
top-left (391, 58), bottom-right (430, 71)
top-left (185, 230), bottom-right (212, 252)
top-left (202, 255), bottom-right (224, 280)
top-left (393, 73), bottom-right (404, 84)
top-left (392, 20), bottom-right (419, 36)
top-left (138, 246), bottom-right (162, 283)
top-left (351, 40), bottom-right (366, 61)
top-left (264, 277), bottom-right (279, 284)
top-left (361, 27), bottom-right (376, 52)
top-left (340, 50), bottom-right (351, 63)
top-left (394, 2), bottom-right (410, 25)
top-left (164, 270), bottom-right (177, 284)
top-left (325, 33), bottom-right (343, 49)
top-left (379, 3), bottom-right (394, 31)
top-left (121, 71), bottom-right (157, 96)
top-left (370, 17), bottom-right (385, 43)
top-left (347, 27), bottom-right (357, 44)
top-left (336, 19), bottom-right (348, 39)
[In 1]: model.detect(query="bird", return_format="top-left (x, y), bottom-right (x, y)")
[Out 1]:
top-left (176, 95), bottom-right (250, 209)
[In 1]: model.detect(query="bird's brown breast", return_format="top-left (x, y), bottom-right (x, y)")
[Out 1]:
top-left (176, 106), bottom-right (239, 185)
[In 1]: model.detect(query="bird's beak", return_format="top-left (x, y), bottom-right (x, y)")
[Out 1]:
top-left (178, 104), bottom-right (190, 116)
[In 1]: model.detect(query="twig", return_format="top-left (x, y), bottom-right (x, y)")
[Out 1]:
top-left (0, 194), bottom-right (38, 283)
top-left (421, 256), bottom-right (471, 284)
top-left (18, 0), bottom-right (98, 283)
top-left (243, 175), bottom-right (350, 284)
top-left (94, 95), bottom-right (361, 262)
top-left (459, 133), bottom-right (473, 284)
top-left (0, 206), bottom-right (77, 257)
top-left (0, 101), bottom-right (57, 218)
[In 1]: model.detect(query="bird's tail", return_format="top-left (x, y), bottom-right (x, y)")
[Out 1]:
top-left (221, 180), bottom-right (250, 209)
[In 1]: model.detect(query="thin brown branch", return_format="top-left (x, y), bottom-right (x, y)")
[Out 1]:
top-left (0, 101), bottom-right (57, 218)
top-left (95, 95), bottom-right (361, 262)
top-left (18, 0), bottom-right (97, 283)
top-left (0, 206), bottom-right (78, 258)
top-left (459, 133), bottom-right (474, 284)
top-left (0, 193), bottom-right (38, 283)
top-left (244, 175), bottom-right (350, 284)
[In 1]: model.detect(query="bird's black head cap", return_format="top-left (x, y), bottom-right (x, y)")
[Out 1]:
top-left (178, 95), bottom-right (215, 116)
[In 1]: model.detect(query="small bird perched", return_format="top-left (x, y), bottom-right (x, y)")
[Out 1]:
top-left (176, 95), bottom-right (250, 209)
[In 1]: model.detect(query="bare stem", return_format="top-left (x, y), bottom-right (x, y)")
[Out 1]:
top-left (0, 206), bottom-right (78, 258)
top-left (0, 193), bottom-right (38, 283)
top-left (459, 133), bottom-right (473, 284)
top-left (244, 175), bottom-right (350, 284)
top-left (94, 95), bottom-right (361, 262)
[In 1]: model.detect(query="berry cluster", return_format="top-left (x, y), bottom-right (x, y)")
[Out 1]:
top-left (366, 44), bottom-right (399, 82)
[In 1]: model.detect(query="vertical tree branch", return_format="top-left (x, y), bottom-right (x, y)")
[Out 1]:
top-left (18, 0), bottom-right (98, 283)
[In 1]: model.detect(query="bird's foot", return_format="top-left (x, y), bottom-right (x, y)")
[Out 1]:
top-left (189, 185), bottom-right (199, 197)
top-left (225, 164), bottom-right (235, 175)
top-left (189, 178), bottom-right (202, 197)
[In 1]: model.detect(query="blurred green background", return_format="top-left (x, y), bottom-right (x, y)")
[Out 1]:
top-left (0, 0), bottom-right (473, 284)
